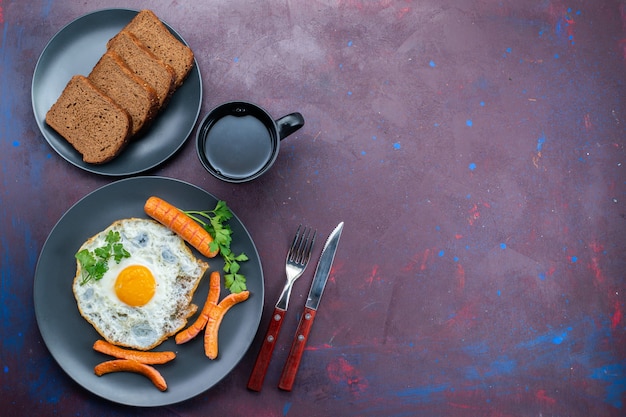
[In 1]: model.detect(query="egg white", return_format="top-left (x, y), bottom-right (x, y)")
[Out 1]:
top-left (73, 218), bottom-right (209, 350)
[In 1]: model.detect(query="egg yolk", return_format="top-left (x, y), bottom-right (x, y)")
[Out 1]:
top-left (115, 265), bottom-right (156, 307)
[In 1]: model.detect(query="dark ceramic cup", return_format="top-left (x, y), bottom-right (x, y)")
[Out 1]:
top-left (196, 101), bottom-right (304, 183)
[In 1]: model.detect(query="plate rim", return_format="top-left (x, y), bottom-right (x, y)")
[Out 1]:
top-left (31, 8), bottom-right (202, 176)
top-left (33, 176), bottom-right (264, 406)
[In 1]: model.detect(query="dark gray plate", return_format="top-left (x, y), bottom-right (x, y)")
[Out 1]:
top-left (34, 177), bottom-right (264, 406)
top-left (31, 9), bottom-right (202, 176)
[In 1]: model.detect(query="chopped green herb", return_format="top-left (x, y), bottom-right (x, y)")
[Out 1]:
top-left (76, 230), bottom-right (130, 285)
top-left (184, 200), bottom-right (248, 293)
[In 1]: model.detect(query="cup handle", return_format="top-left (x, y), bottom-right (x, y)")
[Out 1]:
top-left (276, 112), bottom-right (304, 140)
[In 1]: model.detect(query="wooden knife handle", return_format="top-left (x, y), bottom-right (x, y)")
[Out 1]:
top-left (247, 307), bottom-right (286, 391)
top-left (278, 306), bottom-right (317, 391)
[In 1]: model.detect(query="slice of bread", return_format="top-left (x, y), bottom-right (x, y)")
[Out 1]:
top-left (88, 50), bottom-right (159, 136)
top-left (107, 30), bottom-right (176, 108)
top-left (45, 75), bottom-right (132, 164)
top-left (123, 9), bottom-right (194, 87)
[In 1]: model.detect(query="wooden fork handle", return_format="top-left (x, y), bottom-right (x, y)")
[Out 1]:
top-left (247, 307), bottom-right (286, 391)
top-left (278, 306), bottom-right (317, 391)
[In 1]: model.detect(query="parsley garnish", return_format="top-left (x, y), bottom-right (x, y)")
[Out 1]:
top-left (184, 200), bottom-right (249, 293)
top-left (76, 230), bottom-right (130, 285)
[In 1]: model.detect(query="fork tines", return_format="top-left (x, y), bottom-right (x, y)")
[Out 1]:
top-left (288, 225), bottom-right (316, 265)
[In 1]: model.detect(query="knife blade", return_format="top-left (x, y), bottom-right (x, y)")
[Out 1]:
top-left (278, 221), bottom-right (344, 391)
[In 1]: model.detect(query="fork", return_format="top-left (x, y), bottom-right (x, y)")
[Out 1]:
top-left (247, 225), bottom-right (316, 392)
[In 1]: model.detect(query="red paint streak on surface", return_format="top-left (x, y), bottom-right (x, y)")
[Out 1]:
top-left (456, 263), bottom-right (465, 290)
top-left (468, 204), bottom-right (481, 225)
top-left (446, 303), bottom-right (476, 328)
top-left (583, 113), bottom-right (592, 130)
top-left (396, 6), bottom-right (410, 19)
top-left (326, 357), bottom-right (368, 395)
top-left (564, 15), bottom-right (576, 42)
top-left (365, 264), bottom-right (379, 285)
top-left (0, 2), bottom-right (4, 24)
top-left (467, 202), bottom-right (490, 226)
top-left (611, 301), bottom-right (623, 330)
top-left (589, 240), bottom-right (604, 253)
top-left (420, 248), bottom-right (431, 271)
top-left (535, 389), bottom-right (557, 404)
top-left (588, 256), bottom-right (605, 285)
top-left (455, 234), bottom-right (463, 240)
top-left (306, 343), bottom-right (333, 351)
top-left (447, 392), bottom-right (519, 417)
top-left (402, 248), bottom-right (433, 272)
top-left (449, 402), bottom-right (478, 410)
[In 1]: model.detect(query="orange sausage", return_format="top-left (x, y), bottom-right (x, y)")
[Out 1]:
top-left (94, 359), bottom-right (167, 391)
top-left (175, 271), bottom-right (221, 344)
top-left (93, 340), bottom-right (175, 364)
top-left (204, 290), bottom-right (250, 359)
top-left (144, 196), bottom-right (219, 258)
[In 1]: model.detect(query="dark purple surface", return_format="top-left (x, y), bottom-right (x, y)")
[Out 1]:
top-left (1, 1), bottom-right (625, 416)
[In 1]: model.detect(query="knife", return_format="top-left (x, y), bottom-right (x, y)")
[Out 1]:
top-left (278, 221), bottom-right (344, 391)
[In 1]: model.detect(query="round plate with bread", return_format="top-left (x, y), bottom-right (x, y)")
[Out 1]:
top-left (32, 9), bottom-right (202, 176)
top-left (34, 176), bottom-right (265, 406)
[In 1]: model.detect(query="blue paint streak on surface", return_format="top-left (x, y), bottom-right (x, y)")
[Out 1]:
top-left (41, 0), bottom-right (54, 18)
top-left (28, 358), bottom-right (62, 405)
top-left (462, 341), bottom-right (489, 355)
top-left (485, 357), bottom-right (517, 377)
top-left (469, 162), bottom-right (477, 171)
top-left (517, 327), bottom-right (573, 349)
top-left (283, 402), bottom-right (292, 416)
top-left (537, 134), bottom-right (546, 151)
top-left (466, 119), bottom-right (473, 127)
top-left (396, 384), bottom-right (450, 404)
top-left (589, 363), bottom-right (626, 409)
top-left (555, 19), bottom-right (563, 35)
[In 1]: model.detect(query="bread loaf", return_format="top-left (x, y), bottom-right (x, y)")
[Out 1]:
top-left (45, 75), bottom-right (132, 164)
top-left (123, 9), bottom-right (194, 87)
top-left (88, 50), bottom-right (160, 136)
top-left (107, 30), bottom-right (176, 108)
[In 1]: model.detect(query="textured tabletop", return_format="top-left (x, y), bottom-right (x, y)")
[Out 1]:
top-left (1, 1), bottom-right (625, 416)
